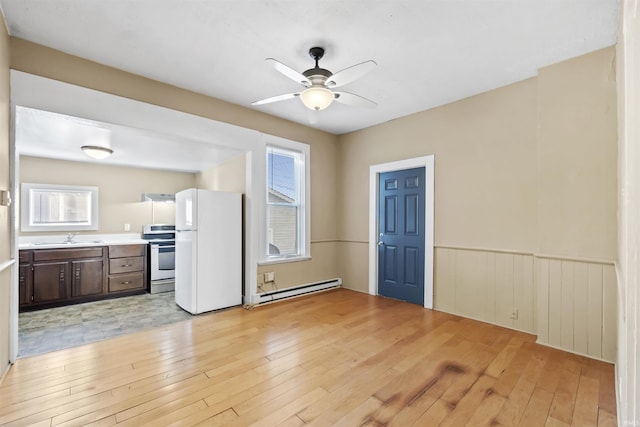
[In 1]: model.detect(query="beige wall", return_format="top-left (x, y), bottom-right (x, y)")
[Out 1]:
top-left (338, 76), bottom-right (539, 292)
top-left (196, 153), bottom-right (246, 193)
top-left (19, 156), bottom-right (195, 235)
top-left (337, 47), bottom-right (618, 361)
top-left (538, 47), bottom-right (618, 260)
top-left (10, 38), bottom-right (341, 292)
top-left (0, 15), bottom-right (10, 379)
top-left (616, 0), bottom-right (640, 423)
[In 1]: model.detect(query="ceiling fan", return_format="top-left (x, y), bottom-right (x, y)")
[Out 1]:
top-left (251, 47), bottom-right (377, 112)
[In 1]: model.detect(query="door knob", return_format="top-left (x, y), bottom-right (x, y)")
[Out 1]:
top-left (378, 241), bottom-right (384, 246)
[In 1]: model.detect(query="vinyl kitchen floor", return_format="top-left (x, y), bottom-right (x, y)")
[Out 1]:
top-left (18, 291), bottom-right (192, 358)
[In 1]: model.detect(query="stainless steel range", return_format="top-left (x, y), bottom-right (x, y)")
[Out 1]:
top-left (142, 224), bottom-right (175, 293)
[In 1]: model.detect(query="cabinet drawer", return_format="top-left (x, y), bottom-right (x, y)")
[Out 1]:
top-left (34, 247), bottom-right (104, 262)
top-left (109, 245), bottom-right (145, 258)
top-left (109, 257), bottom-right (144, 274)
top-left (108, 273), bottom-right (144, 292)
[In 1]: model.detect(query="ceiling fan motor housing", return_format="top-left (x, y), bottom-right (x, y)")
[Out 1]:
top-left (303, 46), bottom-right (333, 86)
top-left (303, 67), bottom-right (332, 83)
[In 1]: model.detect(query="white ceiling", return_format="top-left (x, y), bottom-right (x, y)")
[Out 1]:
top-left (0, 1), bottom-right (620, 170)
top-left (12, 71), bottom-right (260, 173)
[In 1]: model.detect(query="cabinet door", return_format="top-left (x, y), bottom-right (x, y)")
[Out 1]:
top-left (18, 265), bottom-right (32, 305)
top-left (72, 258), bottom-right (104, 297)
top-left (33, 262), bottom-right (68, 303)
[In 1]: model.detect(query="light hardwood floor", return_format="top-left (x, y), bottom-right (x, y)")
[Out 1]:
top-left (0, 289), bottom-right (616, 426)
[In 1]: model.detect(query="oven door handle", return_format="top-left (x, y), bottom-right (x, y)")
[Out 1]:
top-left (156, 245), bottom-right (175, 252)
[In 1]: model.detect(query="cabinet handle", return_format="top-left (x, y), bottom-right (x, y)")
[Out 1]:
top-left (121, 281), bottom-right (132, 285)
top-left (121, 264), bottom-right (133, 267)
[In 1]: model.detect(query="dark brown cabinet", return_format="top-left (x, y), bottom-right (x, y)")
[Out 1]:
top-left (107, 245), bottom-right (146, 293)
top-left (19, 244), bottom-right (146, 311)
top-left (23, 247), bottom-right (105, 309)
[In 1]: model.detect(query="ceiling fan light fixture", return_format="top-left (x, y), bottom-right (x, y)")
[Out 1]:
top-left (300, 86), bottom-right (334, 111)
top-left (81, 145), bottom-right (113, 159)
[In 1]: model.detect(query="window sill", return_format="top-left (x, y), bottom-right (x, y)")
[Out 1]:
top-left (258, 256), bottom-right (311, 266)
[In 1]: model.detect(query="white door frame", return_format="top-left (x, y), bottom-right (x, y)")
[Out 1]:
top-left (368, 155), bottom-right (435, 309)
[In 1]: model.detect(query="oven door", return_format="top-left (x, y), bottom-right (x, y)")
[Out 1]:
top-left (150, 243), bottom-right (176, 281)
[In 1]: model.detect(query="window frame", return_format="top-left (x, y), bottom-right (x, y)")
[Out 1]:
top-left (259, 141), bottom-right (310, 265)
top-left (20, 182), bottom-right (99, 232)
top-left (266, 145), bottom-right (302, 258)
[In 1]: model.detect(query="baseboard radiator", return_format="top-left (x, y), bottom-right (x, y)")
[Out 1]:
top-left (251, 278), bottom-right (342, 306)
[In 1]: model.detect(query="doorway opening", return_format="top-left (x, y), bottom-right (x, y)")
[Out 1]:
top-left (8, 71), bottom-right (264, 361)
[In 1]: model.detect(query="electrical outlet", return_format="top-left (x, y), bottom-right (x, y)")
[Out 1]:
top-left (264, 272), bottom-right (275, 282)
top-left (510, 308), bottom-right (519, 320)
top-left (124, 223), bottom-right (131, 232)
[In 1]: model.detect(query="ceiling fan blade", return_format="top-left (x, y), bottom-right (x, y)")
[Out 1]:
top-left (266, 58), bottom-right (311, 86)
top-left (251, 92), bottom-right (299, 106)
top-left (326, 60), bottom-right (377, 88)
top-left (333, 91), bottom-right (377, 108)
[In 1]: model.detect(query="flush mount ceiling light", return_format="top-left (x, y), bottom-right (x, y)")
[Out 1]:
top-left (252, 47), bottom-right (378, 112)
top-left (81, 145), bottom-right (113, 159)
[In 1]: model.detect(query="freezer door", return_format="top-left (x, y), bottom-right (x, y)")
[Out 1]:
top-left (175, 229), bottom-right (197, 313)
top-left (175, 188), bottom-right (197, 231)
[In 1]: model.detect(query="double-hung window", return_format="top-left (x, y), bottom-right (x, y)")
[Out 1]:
top-left (266, 145), bottom-right (305, 259)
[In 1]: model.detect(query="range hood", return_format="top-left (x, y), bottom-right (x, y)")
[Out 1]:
top-left (141, 193), bottom-right (175, 203)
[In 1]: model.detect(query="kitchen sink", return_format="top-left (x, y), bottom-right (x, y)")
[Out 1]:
top-left (29, 240), bottom-right (105, 247)
top-left (33, 241), bottom-right (79, 245)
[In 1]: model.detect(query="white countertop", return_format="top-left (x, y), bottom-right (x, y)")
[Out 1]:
top-left (19, 233), bottom-right (148, 250)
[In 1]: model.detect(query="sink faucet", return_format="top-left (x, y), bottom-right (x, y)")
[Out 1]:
top-left (65, 233), bottom-right (77, 243)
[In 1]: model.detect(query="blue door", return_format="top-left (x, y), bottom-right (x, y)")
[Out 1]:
top-left (378, 167), bottom-right (425, 306)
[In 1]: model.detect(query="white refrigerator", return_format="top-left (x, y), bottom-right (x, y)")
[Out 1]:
top-left (175, 188), bottom-right (242, 314)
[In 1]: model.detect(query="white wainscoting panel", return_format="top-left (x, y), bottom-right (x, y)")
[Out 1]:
top-left (434, 247), bottom-right (535, 334)
top-left (536, 257), bottom-right (617, 362)
top-left (434, 247), bottom-right (616, 362)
